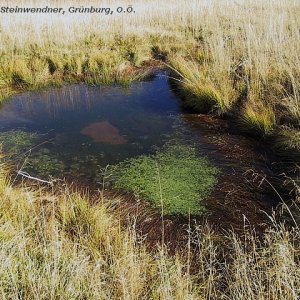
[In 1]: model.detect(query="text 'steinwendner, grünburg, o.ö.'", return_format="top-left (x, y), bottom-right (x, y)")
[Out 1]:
top-left (0, 6), bottom-right (114, 15)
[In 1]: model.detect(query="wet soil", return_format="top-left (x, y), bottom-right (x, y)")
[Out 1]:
top-left (90, 114), bottom-right (285, 252)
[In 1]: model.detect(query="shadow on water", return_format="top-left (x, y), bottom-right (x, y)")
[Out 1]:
top-left (0, 71), bottom-right (285, 249)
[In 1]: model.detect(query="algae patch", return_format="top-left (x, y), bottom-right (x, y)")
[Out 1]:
top-left (110, 143), bottom-right (220, 215)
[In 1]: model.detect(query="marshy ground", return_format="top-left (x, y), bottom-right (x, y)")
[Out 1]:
top-left (0, 0), bottom-right (299, 299)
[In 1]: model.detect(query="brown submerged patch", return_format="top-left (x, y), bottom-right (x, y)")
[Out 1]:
top-left (80, 121), bottom-right (127, 144)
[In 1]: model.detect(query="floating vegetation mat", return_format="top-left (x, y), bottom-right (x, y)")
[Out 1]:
top-left (110, 143), bottom-right (220, 215)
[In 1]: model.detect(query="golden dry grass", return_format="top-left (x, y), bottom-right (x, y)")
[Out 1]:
top-left (0, 166), bottom-right (299, 299)
top-left (1, 0), bottom-right (299, 136)
top-left (0, 2), bottom-right (297, 215)
top-left (0, 1), bottom-right (299, 298)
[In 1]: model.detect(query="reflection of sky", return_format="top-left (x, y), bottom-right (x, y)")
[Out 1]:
top-left (0, 72), bottom-right (175, 120)
top-left (0, 81), bottom-right (154, 120)
top-left (0, 105), bottom-right (32, 127)
top-left (0, 72), bottom-right (180, 149)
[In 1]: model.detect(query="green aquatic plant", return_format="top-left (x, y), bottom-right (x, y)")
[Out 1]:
top-left (25, 148), bottom-right (65, 178)
top-left (0, 130), bottom-right (42, 156)
top-left (0, 130), bottom-right (65, 178)
top-left (110, 143), bottom-right (219, 215)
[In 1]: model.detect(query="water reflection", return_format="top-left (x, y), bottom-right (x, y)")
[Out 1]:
top-left (0, 72), bottom-right (182, 180)
top-left (0, 72), bottom-right (280, 227)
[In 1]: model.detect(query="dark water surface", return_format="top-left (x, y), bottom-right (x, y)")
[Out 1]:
top-left (0, 72), bottom-right (192, 180)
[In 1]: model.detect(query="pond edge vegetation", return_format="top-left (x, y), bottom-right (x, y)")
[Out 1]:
top-left (0, 1), bottom-right (299, 298)
top-left (0, 32), bottom-right (298, 201)
top-left (0, 164), bottom-right (300, 299)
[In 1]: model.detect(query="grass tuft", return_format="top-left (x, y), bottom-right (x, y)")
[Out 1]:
top-left (0, 165), bottom-right (299, 299)
top-left (241, 102), bottom-right (276, 136)
top-left (168, 54), bottom-right (239, 114)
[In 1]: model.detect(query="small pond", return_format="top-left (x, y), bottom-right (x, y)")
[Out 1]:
top-left (0, 72), bottom-right (187, 179)
top-left (0, 71), bottom-right (281, 230)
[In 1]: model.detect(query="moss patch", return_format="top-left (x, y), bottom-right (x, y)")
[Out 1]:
top-left (110, 143), bottom-right (219, 215)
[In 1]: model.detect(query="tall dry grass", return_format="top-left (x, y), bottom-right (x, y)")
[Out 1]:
top-left (166, 0), bottom-right (299, 134)
top-left (0, 166), bottom-right (299, 299)
top-left (1, 0), bottom-right (299, 138)
top-left (0, 1), bottom-right (299, 298)
top-left (0, 2), bottom-right (298, 219)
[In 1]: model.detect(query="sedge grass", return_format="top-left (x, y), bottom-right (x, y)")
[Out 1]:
top-left (0, 165), bottom-right (299, 299)
top-left (0, 1), bottom-right (299, 139)
top-left (0, 3), bottom-right (299, 297)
